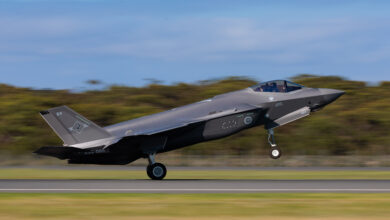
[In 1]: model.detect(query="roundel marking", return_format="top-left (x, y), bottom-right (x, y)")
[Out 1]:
top-left (244, 116), bottom-right (253, 125)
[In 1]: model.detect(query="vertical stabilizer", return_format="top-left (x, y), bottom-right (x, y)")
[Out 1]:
top-left (40, 106), bottom-right (112, 145)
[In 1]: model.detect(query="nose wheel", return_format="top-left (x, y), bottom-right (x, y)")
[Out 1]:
top-left (146, 153), bottom-right (167, 180)
top-left (269, 147), bottom-right (282, 159)
top-left (268, 129), bottom-right (282, 159)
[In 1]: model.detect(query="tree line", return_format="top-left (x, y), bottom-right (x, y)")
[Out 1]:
top-left (0, 75), bottom-right (389, 156)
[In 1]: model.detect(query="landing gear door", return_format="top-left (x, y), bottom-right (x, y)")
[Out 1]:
top-left (141, 135), bottom-right (168, 154)
top-left (265, 106), bottom-right (310, 129)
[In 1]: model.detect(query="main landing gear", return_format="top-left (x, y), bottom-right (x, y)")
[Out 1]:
top-left (268, 129), bottom-right (282, 159)
top-left (146, 153), bottom-right (167, 180)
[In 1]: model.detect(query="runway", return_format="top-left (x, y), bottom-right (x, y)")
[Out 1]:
top-left (0, 179), bottom-right (389, 193)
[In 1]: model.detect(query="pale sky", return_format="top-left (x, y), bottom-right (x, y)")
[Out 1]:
top-left (0, 0), bottom-right (389, 89)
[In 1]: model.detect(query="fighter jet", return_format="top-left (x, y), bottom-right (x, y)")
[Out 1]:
top-left (35, 80), bottom-right (344, 180)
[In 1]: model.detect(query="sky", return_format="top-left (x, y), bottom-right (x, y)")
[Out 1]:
top-left (0, 0), bottom-right (389, 89)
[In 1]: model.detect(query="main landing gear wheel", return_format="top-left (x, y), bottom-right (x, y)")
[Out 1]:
top-left (147, 163), bottom-right (167, 180)
top-left (269, 147), bottom-right (282, 159)
top-left (146, 153), bottom-right (167, 180)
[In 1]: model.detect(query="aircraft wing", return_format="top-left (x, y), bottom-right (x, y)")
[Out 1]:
top-left (129, 103), bottom-right (261, 136)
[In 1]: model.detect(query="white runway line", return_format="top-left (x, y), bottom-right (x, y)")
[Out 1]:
top-left (0, 188), bottom-right (390, 192)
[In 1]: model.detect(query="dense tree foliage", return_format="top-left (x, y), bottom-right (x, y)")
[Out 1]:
top-left (0, 75), bottom-right (389, 156)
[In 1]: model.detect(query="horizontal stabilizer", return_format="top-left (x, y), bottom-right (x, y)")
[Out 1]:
top-left (34, 146), bottom-right (84, 159)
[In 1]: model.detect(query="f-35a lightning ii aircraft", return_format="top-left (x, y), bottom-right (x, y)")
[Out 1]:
top-left (35, 80), bottom-right (344, 180)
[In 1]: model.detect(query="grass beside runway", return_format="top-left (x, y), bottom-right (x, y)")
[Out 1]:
top-left (0, 168), bottom-right (390, 179)
top-left (0, 193), bottom-right (389, 219)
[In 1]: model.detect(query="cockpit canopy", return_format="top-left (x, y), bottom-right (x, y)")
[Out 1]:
top-left (251, 80), bottom-right (304, 93)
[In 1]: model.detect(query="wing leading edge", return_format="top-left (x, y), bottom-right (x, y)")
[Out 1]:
top-left (125, 104), bottom-right (261, 136)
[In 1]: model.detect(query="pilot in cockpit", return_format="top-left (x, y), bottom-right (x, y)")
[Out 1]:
top-left (270, 82), bottom-right (277, 92)
top-left (253, 80), bottom-right (304, 93)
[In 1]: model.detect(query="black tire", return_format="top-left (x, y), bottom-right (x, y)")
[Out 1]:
top-left (146, 163), bottom-right (167, 180)
top-left (269, 147), bottom-right (282, 159)
top-left (146, 164), bottom-right (153, 179)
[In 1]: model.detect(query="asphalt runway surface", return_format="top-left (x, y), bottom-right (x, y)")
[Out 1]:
top-left (0, 179), bottom-right (389, 193)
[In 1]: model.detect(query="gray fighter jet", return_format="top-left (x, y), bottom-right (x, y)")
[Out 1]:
top-left (35, 80), bottom-right (344, 180)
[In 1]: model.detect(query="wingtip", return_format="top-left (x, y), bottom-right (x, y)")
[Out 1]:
top-left (39, 110), bottom-right (50, 115)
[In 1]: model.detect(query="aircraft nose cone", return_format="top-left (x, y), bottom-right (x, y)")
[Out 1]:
top-left (320, 89), bottom-right (345, 104)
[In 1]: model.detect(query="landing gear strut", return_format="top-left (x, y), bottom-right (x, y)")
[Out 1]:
top-left (268, 129), bottom-right (281, 159)
top-left (146, 153), bottom-right (167, 180)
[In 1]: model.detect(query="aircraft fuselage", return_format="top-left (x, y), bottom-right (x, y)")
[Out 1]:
top-left (36, 80), bottom-right (344, 178)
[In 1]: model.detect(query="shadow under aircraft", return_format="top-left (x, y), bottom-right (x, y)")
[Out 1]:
top-left (35, 80), bottom-right (344, 180)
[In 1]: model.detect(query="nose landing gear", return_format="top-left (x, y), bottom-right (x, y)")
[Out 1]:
top-left (268, 129), bottom-right (282, 159)
top-left (146, 153), bottom-right (167, 180)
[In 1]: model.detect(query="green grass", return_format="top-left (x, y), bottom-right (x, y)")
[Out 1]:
top-left (0, 168), bottom-right (389, 180)
top-left (0, 168), bottom-right (389, 219)
top-left (0, 193), bottom-right (389, 219)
